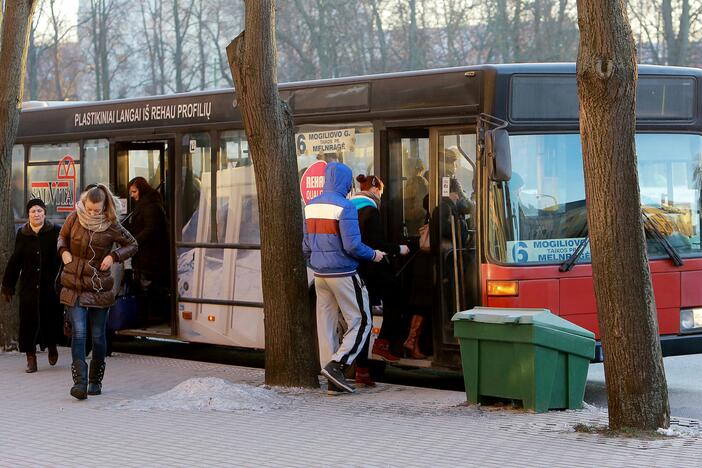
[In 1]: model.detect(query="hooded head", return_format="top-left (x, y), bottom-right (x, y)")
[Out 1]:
top-left (323, 162), bottom-right (353, 196)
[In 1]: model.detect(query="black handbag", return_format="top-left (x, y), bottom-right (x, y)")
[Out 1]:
top-left (54, 264), bottom-right (72, 337)
top-left (63, 308), bottom-right (72, 338)
top-left (54, 262), bottom-right (64, 297)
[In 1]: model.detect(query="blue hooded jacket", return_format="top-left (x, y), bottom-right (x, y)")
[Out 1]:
top-left (302, 162), bottom-right (376, 276)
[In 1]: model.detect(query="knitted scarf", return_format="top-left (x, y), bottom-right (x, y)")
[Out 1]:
top-left (76, 200), bottom-right (111, 233)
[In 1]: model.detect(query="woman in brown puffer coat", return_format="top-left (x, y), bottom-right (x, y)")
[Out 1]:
top-left (58, 184), bottom-right (137, 400)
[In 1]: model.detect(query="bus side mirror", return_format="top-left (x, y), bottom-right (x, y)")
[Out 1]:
top-left (486, 129), bottom-right (512, 182)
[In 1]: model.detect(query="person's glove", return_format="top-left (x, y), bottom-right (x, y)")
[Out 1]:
top-left (372, 250), bottom-right (386, 262)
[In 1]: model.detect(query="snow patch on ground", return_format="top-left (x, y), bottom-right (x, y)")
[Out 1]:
top-left (113, 377), bottom-right (291, 413)
top-left (657, 425), bottom-right (702, 438)
top-left (580, 402), bottom-right (606, 413)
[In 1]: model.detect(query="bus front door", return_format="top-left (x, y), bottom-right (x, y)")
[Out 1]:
top-left (431, 128), bottom-right (477, 367)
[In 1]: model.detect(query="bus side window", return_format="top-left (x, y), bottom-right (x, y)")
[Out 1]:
top-left (83, 139), bottom-right (110, 189)
top-left (12, 145), bottom-right (25, 221)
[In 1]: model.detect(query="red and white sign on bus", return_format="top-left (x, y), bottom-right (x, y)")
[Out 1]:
top-left (299, 161), bottom-right (327, 205)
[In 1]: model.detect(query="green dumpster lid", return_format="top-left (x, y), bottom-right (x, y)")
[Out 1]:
top-left (451, 307), bottom-right (595, 339)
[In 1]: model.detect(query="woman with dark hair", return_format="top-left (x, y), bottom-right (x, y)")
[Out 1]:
top-left (350, 174), bottom-right (409, 386)
top-left (2, 199), bottom-right (62, 373)
top-left (58, 184), bottom-right (137, 400)
top-left (125, 177), bottom-right (170, 324)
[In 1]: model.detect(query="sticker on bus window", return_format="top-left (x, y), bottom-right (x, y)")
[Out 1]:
top-left (29, 155), bottom-right (77, 213)
top-left (506, 238), bottom-right (591, 263)
top-left (300, 161), bottom-right (327, 205)
top-left (442, 177), bottom-right (450, 197)
top-left (295, 128), bottom-right (356, 157)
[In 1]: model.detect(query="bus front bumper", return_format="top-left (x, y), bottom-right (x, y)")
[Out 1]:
top-left (593, 334), bottom-right (702, 363)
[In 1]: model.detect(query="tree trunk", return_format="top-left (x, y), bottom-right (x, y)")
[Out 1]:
top-left (0, 0), bottom-right (37, 351)
top-left (98, 0), bottom-right (109, 100)
top-left (89, 0), bottom-right (101, 100)
top-left (26, 24), bottom-right (38, 100)
top-left (173, 0), bottom-right (184, 92)
top-left (49, 0), bottom-right (63, 100)
top-left (196, 0), bottom-right (206, 90)
top-left (370, 0), bottom-right (388, 72)
top-left (661, 0), bottom-right (690, 66)
top-left (227, 0), bottom-right (319, 388)
top-left (576, 0), bottom-right (670, 430)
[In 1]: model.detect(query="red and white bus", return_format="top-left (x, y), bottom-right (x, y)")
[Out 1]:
top-left (12, 63), bottom-right (702, 368)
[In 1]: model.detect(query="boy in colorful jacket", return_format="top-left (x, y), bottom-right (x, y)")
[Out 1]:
top-left (302, 162), bottom-right (385, 394)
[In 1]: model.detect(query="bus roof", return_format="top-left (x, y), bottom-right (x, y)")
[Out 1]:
top-left (20, 63), bottom-right (702, 113)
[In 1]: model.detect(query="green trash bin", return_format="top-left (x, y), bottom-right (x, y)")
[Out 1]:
top-left (452, 307), bottom-right (595, 413)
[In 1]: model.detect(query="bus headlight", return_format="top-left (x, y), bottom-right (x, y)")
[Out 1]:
top-left (680, 308), bottom-right (702, 333)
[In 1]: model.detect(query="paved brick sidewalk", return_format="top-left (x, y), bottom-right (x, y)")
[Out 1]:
top-left (0, 348), bottom-right (700, 467)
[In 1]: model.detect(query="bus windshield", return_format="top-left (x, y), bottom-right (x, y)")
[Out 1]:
top-left (489, 133), bottom-right (702, 265)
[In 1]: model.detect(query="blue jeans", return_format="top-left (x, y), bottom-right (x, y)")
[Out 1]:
top-left (68, 306), bottom-right (109, 363)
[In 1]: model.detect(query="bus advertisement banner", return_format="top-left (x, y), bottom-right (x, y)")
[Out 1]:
top-left (507, 238), bottom-right (591, 263)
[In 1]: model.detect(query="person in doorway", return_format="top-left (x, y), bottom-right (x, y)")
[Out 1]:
top-left (58, 184), bottom-right (137, 400)
top-left (404, 194), bottom-right (435, 359)
top-left (405, 179), bottom-right (470, 359)
top-left (124, 177), bottom-right (170, 325)
top-left (2, 199), bottom-right (63, 373)
top-left (404, 159), bottom-right (429, 236)
top-left (302, 162), bottom-right (385, 395)
top-left (350, 174), bottom-right (410, 385)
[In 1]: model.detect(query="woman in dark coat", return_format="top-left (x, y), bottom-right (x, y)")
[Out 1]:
top-left (2, 199), bottom-right (63, 373)
top-left (350, 175), bottom-right (410, 385)
top-left (59, 184), bottom-right (137, 400)
top-left (125, 177), bottom-right (170, 323)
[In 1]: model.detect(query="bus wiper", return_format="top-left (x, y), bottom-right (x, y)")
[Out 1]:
top-left (559, 236), bottom-right (589, 272)
top-left (642, 210), bottom-right (684, 267)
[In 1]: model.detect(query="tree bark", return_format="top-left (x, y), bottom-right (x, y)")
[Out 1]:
top-left (662, 0), bottom-right (690, 66)
top-left (0, 0), bottom-right (37, 350)
top-left (576, 0), bottom-right (670, 430)
top-left (49, 0), bottom-right (63, 100)
top-left (227, 0), bottom-right (319, 388)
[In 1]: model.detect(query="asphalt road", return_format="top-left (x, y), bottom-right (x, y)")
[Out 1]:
top-left (585, 353), bottom-right (702, 419)
top-left (112, 337), bottom-right (702, 419)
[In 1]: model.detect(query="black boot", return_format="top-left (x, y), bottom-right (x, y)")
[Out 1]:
top-left (70, 360), bottom-right (88, 400)
top-left (88, 360), bottom-right (105, 396)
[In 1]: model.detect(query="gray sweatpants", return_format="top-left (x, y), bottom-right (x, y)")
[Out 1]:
top-left (315, 274), bottom-right (371, 367)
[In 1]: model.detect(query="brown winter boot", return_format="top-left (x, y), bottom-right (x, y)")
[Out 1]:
top-left (403, 315), bottom-right (426, 359)
top-left (25, 352), bottom-right (38, 373)
top-left (48, 344), bottom-right (58, 366)
top-left (371, 339), bottom-right (400, 363)
top-left (355, 367), bottom-right (376, 388)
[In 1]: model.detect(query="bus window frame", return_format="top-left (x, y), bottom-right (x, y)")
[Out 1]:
top-left (508, 74), bottom-right (698, 124)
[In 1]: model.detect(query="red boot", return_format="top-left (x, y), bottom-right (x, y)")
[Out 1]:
top-left (355, 367), bottom-right (376, 388)
top-left (403, 315), bottom-right (426, 359)
top-left (371, 338), bottom-right (400, 363)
